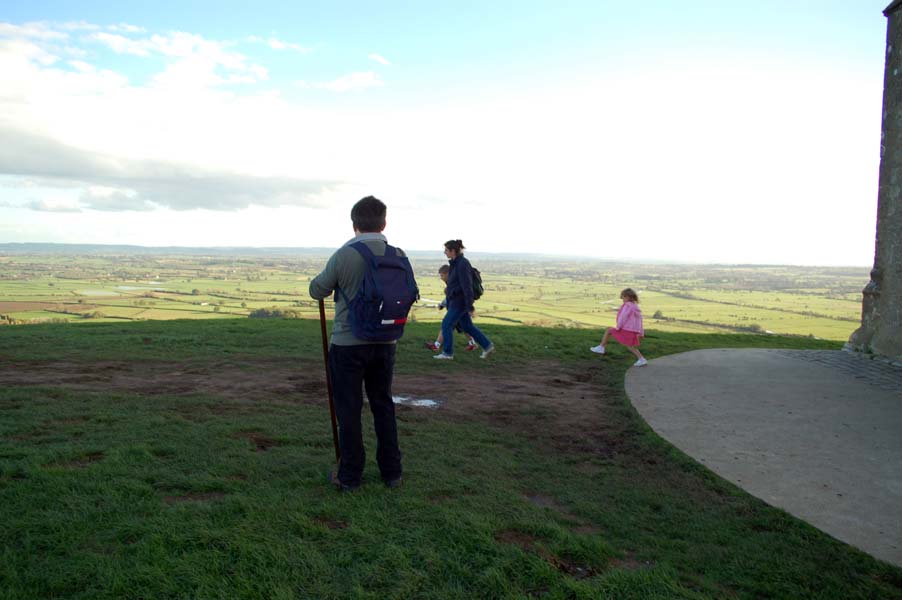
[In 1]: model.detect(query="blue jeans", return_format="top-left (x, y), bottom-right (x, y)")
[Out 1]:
top-left (329, 344), bottom-right (402, 487)
top-left (441, 304), bottom-right (492, 355)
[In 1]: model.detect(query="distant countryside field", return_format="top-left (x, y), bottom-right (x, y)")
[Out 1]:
top-left (0, 245), bottom-right (869, 342)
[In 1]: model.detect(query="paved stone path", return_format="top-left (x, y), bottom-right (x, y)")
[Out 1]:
top-left (774, 349), bottom-right (902, 393)
top-left (625, 348), bottom-right (902, 567)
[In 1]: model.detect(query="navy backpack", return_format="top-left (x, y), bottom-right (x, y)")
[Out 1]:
top-left (337, 241), bottom-right (419, 342)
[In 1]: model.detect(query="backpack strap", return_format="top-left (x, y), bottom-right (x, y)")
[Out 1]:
top-left (334, 240), bottom-right (387, 304)
top-left (350, 240), bottom-right (382, 262)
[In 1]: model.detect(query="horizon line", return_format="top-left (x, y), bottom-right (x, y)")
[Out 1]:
top-left (0, 241), bottom-right (873, 269)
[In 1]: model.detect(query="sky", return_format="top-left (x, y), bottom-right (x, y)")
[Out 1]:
top-left (0, 1), bottom-right (892, 265)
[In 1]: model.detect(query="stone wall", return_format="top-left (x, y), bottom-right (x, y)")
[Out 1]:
top-left (848, 1), bottom-right (902, 359)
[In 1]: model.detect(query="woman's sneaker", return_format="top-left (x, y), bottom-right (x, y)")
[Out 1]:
top-left (590, 345), bottom-right (605, 354)
top-left (633, 358), bottom-right (648, 367)
top-left (480, 345), bottom-right (495, 359)
top-left (433, 353), bottom-right (454, 360)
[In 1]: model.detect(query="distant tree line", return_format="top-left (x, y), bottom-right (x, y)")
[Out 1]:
top-left (248, 307), bottom-right (303, 319)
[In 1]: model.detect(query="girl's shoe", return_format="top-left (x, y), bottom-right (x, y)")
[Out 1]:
top-left (423, 342), bottom-right (439, 352)
top-left (633, 358), bottom-right (648, 367)
top-left (590, 345), bottom-right (605, 354)
top-left (464, 342), bottom-right (477, 352)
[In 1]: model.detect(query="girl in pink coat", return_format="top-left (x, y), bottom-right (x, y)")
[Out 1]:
top-left (591, 288), bottom-right (647, 367)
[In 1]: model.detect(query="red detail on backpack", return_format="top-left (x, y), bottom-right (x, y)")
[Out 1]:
top-left (381, 318), bottom-right (408, 325)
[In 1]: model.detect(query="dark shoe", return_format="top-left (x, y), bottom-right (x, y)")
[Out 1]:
top-left (328, 470), bottom-right (359, 493)
top-left (384, 476), bottom-right (403, 489)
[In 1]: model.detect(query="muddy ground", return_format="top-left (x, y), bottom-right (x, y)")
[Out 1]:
top-left (0, 356), bottom-right (628, 459)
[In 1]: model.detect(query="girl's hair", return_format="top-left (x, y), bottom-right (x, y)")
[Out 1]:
top-left (438, 264), bottom-right (450, 275)
top-left (620, 288), bottom-right (639, 303)
top-left (444, 239), bottom-right (465, 253)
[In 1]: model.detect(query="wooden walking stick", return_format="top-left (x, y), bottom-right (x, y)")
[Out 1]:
top-left (318, 298), bottom-right (340, 462)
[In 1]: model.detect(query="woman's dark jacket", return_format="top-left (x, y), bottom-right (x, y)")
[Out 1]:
top-left (445, 254), bottom-right (475, 311)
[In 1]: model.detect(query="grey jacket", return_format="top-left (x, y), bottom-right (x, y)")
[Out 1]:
top-left (309, 232), bottom-right (405, 346)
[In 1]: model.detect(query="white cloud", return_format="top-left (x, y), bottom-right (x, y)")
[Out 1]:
top-left (28, 198), bottom-right (81, 212)
top-left (91, 31), bottom-right (152, 56)
top-left (108, 23), bottom-right (145, 33)
top-left (86, 30), bottom-right (269, 87)
top-left (79, 186), bottom-right (154, 211)
top-left (0, 126), bottom-right (343, 212)
top-left (247, 35), bottom-right (311, 53)
top-left (313, 71), bottom-right (383, 92)
top-left (59, 21), bottom-right (101, 32)
top-left (0, 21), bottom-right (68, 40)
top-left (368, 53), bottom-right (390, 66)
top-left (267, 37), bottom-right (310, 52)
top-left (68, 60), bottom-right (95, 73)
top-left (63, 45), bottom-right (88, 58)
top-left (2, 38), bottom-right (60, 66)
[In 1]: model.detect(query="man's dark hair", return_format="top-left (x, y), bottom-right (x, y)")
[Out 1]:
top-left (351, 196), bottom-right (387, 232)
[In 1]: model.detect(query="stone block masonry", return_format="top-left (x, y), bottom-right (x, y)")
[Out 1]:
top-left (848, 1), bottom-right (902, 359)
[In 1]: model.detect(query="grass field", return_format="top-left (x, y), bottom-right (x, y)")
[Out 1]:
top-left (0, 251), bottom-right (869, 341)
top-left (1, 318), bottom-right (900, 599)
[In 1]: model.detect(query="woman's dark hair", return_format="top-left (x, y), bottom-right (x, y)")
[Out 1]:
top-left (444, 239), bottom-right (465, 253)
top-left (621, 288), bottom-right (639, 303)
top-left (351, 196), bottom-right (386, 232)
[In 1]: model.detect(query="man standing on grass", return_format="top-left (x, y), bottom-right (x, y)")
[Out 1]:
top-left (309, 196), bottom-right (405, 492)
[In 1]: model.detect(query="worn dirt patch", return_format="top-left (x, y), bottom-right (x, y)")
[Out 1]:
top-left (55, 451), bottom-right (104, 469)
top-left (8, 428), bottom-right (47, 441)
top-left (163, 491), bottom-right (226, 504)
top-left (610, 552), bottom-right (655, 571)
top-left (526, 493), bottom-right (568, 512)
top-left (313, 517), bottom-right (348, 530)
top-left (231, 430), bottom-right (281, 452)
top-left (394, 362), bottom-right (627, 459)
top-left (525, 493), bottom-right (599, 534)
top-left (0, 358), bottom-right (324, 404)
top-left (0, 357), bottom-right (624, 461)
top-left (43, 416), bottom-right (90, 427)
top-left (495, 529), bottom-right (596, 579)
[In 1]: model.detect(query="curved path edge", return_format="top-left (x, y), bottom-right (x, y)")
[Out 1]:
top-left (625, 348), bottom-right (902, 567)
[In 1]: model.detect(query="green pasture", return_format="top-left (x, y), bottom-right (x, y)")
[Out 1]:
top-left (685, 289), bottom-right (860, 317)
top-left (1, 319), bottom-right (899, 599)
top-left (0, 253), bottom-right (868, 340)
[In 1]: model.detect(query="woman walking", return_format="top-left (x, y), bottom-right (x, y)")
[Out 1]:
top-left (434, 240), bottom-right (495, 360)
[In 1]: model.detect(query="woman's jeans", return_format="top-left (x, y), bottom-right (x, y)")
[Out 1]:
top-left (441, 304), bottom-right (492, 355)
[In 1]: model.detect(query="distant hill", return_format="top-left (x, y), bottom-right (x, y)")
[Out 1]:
top-left (3, 242), bottom-right (861, 267)
top-left (0, 242), bottom-right (337, 257)
top-left (0, 242), bottom-right (594, 262)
